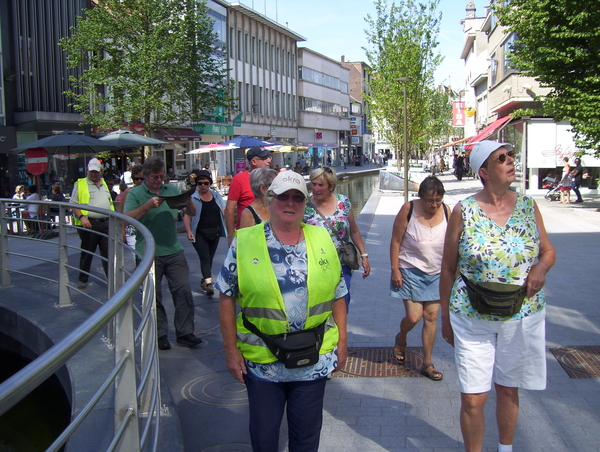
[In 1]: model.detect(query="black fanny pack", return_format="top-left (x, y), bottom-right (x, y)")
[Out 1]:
top-left (461, 274), bottom-right (527, 317)
top-left (242, 315), bottom-right (326, 369)
top-left (198, 226), bottom-right (221, 240)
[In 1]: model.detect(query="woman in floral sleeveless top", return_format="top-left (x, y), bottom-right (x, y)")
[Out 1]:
top-left (440, 141), bottom-right (555, 452)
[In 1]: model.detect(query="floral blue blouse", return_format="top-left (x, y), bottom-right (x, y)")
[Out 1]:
top-left (450, 194), bottom-right (545, 321)
top-left (303, 193), bottom-right (351, 249)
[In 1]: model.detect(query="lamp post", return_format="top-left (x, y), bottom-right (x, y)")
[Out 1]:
top-left (398, 77), bottom-right (412, 202)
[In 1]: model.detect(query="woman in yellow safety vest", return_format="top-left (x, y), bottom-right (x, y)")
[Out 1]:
top-left (217, 170), bottom-right (348, 452)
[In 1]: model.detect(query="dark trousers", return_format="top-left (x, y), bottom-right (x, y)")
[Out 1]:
top-left (154, 251), bottom-right (195, 338)
top-left (77, 219), bottom-right (109, 283)
top-left (192, 234), bottom-right (220, 280)
top-left (342, 264), bottom-right (352, 311)
top-left (244, 374), bottom-right (327, 452)
top-left (572, 181), bottom-right (583, 201)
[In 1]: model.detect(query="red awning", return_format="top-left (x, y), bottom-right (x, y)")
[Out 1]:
top-left (464, 116), bottom-right (512, 151)
top-left (159, 128), bottom-right (201, 142)
top-left (441, 136), bottom-right (474, 148)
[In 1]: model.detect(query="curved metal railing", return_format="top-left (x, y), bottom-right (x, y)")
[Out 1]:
top-left (0, 198), bottom-right (161, 452)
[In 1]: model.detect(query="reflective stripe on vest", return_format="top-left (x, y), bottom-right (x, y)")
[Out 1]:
top-left (73, 178), bottom-right (114, 225)
top-left (236, 223), bottom-right (341, 363)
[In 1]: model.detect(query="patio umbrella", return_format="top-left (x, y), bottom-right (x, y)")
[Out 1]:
top-left (11, 130), bottom-right (119, 183)
top-left (98, 129), bottom-right (167, 147)
top-left (11, 130), bottom-right (119, 154)
top-left (217, 135), bottom-right (277, 149)
top-left (188, 143), bottom-right (235, 155)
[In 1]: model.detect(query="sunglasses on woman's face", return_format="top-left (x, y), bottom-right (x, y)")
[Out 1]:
top-left (274, 193), bottom-right (306, 203)
top-left (197, 181), bottom-right (210, 186)
top-left (493, 150), bottom-right (517, 164)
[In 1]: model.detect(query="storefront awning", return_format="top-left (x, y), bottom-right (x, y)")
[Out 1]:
top-left (159, 128), bottom-right (201, 142)
top-left (441, 136), bottom-right (473, 148)
top-left (464, 116), bottom-right (512, 151)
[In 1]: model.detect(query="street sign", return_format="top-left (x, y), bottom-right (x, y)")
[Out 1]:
top-left (25, 147), bottom-right (49, 175)
top-left (193, 123), bottom-right (234, 135)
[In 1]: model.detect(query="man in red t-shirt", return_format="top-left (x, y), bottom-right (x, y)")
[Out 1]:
top-left (225, 147), bottom-right (272, 243)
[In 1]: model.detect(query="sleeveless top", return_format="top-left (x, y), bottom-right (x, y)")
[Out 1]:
top-left (303, 193), bottom-right (351, 249)
top-left (450, 194), bottom-right (545, 321)
top-left (399, 203), bottom-right (447, 275)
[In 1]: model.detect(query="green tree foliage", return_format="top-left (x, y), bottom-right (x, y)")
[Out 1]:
top-left (364, 0), bottom-right (443, 165)
top-left (59, 0), bottom-right (231, 135)
top-left (495, 0), bottom-right (600, 155)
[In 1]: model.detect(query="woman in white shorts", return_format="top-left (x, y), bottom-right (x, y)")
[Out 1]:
top-left (440, 141), bottom-right (556, 452)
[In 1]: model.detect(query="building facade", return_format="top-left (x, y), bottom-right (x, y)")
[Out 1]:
top-left (296, 47), bottom-right (350, 168)
top-left (460, 0), bottom-right (599, 194)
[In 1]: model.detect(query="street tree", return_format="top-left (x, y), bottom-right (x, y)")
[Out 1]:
top-left (495, 0), bottom-right (600, 155)
top-left (364, 0), bottom-right (443, 167)
top-left (60, 0), bottom-right (231, 140)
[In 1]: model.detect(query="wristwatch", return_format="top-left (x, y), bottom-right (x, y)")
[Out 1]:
top-left (77, 213), bottom-right (85, 220)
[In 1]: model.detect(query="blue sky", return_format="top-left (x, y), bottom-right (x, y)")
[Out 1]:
top-left (237, 0), bottom-right (488, 89)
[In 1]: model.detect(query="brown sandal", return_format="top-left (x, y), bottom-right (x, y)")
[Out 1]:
top-left (421, 363), bottom-right (443, 381)
top-left (393, 334), bottom-right (406, 363)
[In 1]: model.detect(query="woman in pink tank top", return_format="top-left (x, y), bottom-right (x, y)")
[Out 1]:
top-left (389, 176), bottom-right (450, 381)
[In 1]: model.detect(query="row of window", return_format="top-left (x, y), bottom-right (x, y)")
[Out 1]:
top-left (298, 97), bottom-right (348, 117)
top-left (298, 67), bottom-right (348, 94)
top-left (229, 28), bottom-right (296, 77)
top-left (235, 82), bottom-right (297, 119)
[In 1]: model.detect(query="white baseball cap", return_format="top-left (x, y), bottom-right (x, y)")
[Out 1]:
top-left (470, 140), bottom-right (513, 175)
top-left (88, 158), bottom-right (102, 172)
top-left (268, 171), bottom-right (308, 198)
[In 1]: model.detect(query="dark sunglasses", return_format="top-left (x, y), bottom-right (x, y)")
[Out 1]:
top-left (322, 167), bottom-right (333, 174)
top-left (274, 193), bottom-right (306, 203)
top-left (197, 181), bottom-right (210, 186)
top-left (493, 150), bottom-right (517, 164)
top-left (133, 177), bottom-right (144, 181)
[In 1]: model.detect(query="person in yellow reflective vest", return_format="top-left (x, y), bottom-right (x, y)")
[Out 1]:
top-left (217, 170), bottom-right (348, 452)
top-left (70, 158), bottom-right (114, 290)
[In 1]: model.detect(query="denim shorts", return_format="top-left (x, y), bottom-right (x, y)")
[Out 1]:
top-left (390, 267), bottom-right (440, 302)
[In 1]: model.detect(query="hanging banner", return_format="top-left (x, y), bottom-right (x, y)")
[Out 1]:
top-left (452, 101), bottom-right (466, 127)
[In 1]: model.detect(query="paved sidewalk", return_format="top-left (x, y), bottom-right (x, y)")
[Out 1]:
top-left (158, 168), bottom-right (600, 452)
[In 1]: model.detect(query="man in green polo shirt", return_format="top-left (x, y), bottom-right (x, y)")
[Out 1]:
top-left (124, 156), bottom-right (202, 350)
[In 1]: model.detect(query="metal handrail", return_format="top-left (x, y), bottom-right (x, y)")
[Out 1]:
top-left (0, 199), bottom-right (160, 452)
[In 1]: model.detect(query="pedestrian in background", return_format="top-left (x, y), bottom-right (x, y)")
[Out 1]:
top-left (304, 166), bottom-right (370, 311)
top-left (118, 165), bottom-right (143, 258)
top-left (239, 168), bottom-right (277, 228)
top-left (124, 156), bottom-right (202, 351)
top-left (70, 158), bottom-right (114, 289)
top-left (184, 169), bottom-right (227, 297)
top-left (558, 156), bottom-right (572, 204)
top-left (570, 157), bottom-right (584, 203)
top-left (440, 140), bottom-right (555, 452)
top-left (390, 176), bottom-right (450, 381)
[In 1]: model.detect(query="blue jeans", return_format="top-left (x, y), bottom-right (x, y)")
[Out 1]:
top-left (342, 264), bottom-right (352, 311)
top-left (244, 374), bottom-right (327, 452)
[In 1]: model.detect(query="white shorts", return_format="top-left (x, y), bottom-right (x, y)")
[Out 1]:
top-left (450, 310), bottom-right (546, 393)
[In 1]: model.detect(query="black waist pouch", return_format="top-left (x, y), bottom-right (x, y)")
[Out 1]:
top-left (461, 274), bottom-right (526, 317)
top-left (242, 315), bottom-right (326, 369)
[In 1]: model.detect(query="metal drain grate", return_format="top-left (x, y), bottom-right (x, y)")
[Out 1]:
top-left (333, 347), bottom-right (425, 378)
top-left (550, 346), bottom-right (600, 378)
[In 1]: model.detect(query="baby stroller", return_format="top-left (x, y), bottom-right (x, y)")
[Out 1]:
top-left (543, 178), bottom-right (560, 202)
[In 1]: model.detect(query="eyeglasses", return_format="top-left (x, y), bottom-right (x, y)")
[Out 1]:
top-left (322, 167), bottom-right (333, 174)
top-left (274, 193), bottom-right (306, 203)
top-left (493, 150), bottom-right (517, 164)
top-left (148, 173), bottom-right (165, 180)
top-left (197, 181), bottom-right (210, 186)
top-left (424, 198), bottom-right (443, 205)
top-left (133, 177), bottom-right (144, 181)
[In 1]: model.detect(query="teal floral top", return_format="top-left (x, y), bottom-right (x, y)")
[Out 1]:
top-left (303, 193), bottom-right (351, 249)
top-left (450, 194), bottom-right (545, 321)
